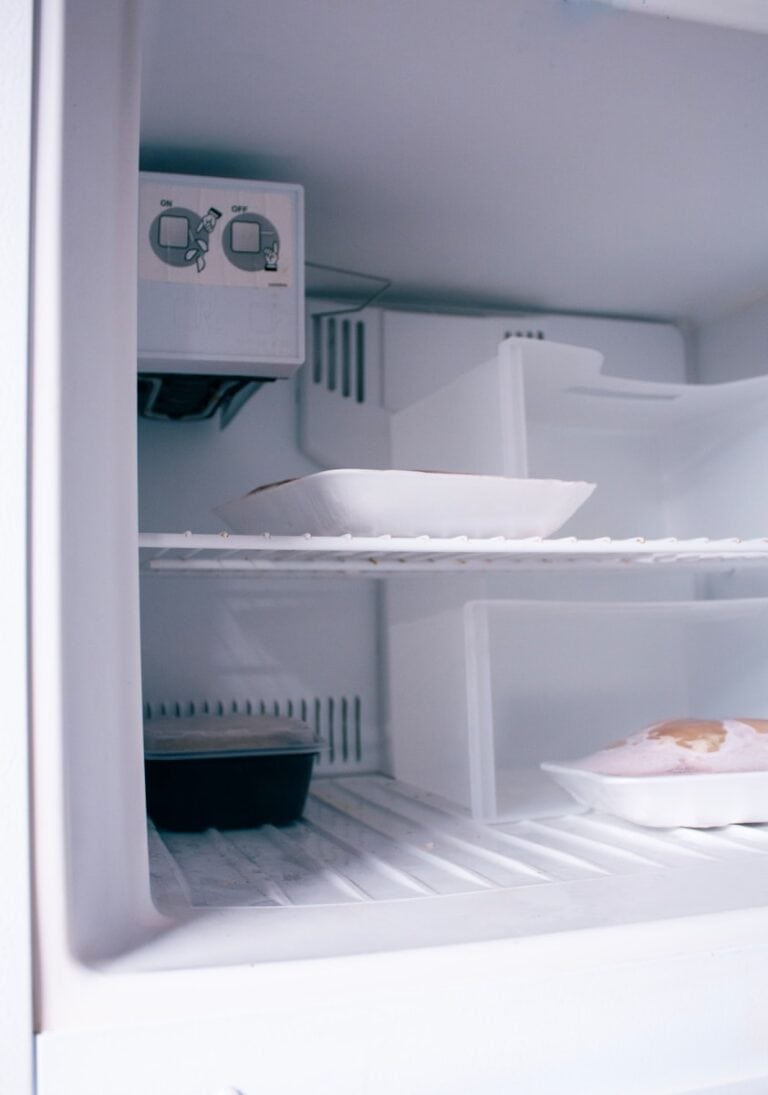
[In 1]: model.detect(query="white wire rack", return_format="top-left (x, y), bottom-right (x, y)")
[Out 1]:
top-left (139, 532), bottom-right (768, 576)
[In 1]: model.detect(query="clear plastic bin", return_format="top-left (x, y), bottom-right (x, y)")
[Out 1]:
top-left (386, 591), bottom-right (768, 821)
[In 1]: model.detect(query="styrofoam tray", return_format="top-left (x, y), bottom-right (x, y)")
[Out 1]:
top-left (214, 470), bottom-right (596, 538)
top-left (542, 761), bottom-right (768, 828)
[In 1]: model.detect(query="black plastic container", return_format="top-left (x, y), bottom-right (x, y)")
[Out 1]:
top-left (143, 714), bottom-right (322, 832)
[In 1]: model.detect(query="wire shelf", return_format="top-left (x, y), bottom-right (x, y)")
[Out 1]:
top-left (139, 531), bottom-right (768, 576)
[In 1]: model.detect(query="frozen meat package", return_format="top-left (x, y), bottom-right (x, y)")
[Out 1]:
top-left (543, 718), bottom-right (768, 828)
top-left (144, 713), bottom-right (323, 831)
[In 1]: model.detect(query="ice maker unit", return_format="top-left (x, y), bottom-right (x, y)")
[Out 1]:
top-left (138, 171), bottom-right (304, 420)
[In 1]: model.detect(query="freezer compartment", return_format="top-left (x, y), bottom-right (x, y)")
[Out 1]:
top-left (137, 567), bottom-right (768, 961)
top-left (386, 585), bottom-right (768, 821)
top-left (138, 560), bottom-right (768, 933)
top-left (133, 320), bottom-right (768, 962)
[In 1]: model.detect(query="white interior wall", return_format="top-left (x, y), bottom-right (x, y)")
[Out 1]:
top-left (138, 377), bottom-right (319, 533)
top-left (695, 296), bottom-right (768, 382)
top-left (139, 0), bottom-right (768, 325)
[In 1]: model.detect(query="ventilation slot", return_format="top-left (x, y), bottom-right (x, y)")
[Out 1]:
top-left (341, 321), bottom-right (351, 397)
top-left (311, 314), bottom-right (323, 384)
top-left (504, 329), bottom-right (545, 340)
top-left (327, 318), bottom-right (337, 391)
top-left (355, 321), bottom-right (365, 403)
top-left (143, 695), bottom-right (368, 774)
top-left (311, 314), bottom-right (367, 403)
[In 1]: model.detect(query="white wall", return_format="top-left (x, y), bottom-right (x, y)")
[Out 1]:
top-left (696, 297), bottom-right (768, 382)
top-left (0, 0), bottom-right (35, 1090)
top-left (139, 0), bottom-right (768, 324)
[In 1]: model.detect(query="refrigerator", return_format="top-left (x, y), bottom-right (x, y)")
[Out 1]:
top-left (7, 0), bottom-right (768, 1091)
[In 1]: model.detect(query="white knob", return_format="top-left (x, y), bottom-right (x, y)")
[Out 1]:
top-left (213, 1088), bottom-right (244, 1095)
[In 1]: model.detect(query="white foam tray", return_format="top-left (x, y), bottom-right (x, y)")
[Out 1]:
top-left (214, 469), bottom-right (595, 539)
top-left (542, 762), bottom-right (768, 828)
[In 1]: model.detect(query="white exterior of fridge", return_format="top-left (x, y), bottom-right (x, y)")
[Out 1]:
top-left (7, 1), bottom-right (768, 1092)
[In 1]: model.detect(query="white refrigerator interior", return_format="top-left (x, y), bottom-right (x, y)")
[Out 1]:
top-left (24, 1), bottom-right (768, 1093)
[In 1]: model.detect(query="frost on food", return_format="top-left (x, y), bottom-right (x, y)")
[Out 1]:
top-left (575, 718), bottom-right (768, 776)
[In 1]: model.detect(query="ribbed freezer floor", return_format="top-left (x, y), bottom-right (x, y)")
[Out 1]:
top-left (147, 774), bottom-right (768, 911)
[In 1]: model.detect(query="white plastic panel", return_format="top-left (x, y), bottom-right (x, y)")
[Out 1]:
top-left (301, 323), bottom-right (768, 538)
top-left (299, 305), bottom-right (391, 468)
top-left (138, 172), bottom-right (304, 376)
top-left (299, 307), bottom-right (687, 470)
top-left (391, 350), bottom-right (531, 476)
top-left (395, 338), bottom-right (768, 538)
top-left (381, 309), bottom-right (688, 410)
top-left (33, 925), bottom-right (768, 1095)
top-left (522, 338), bottom-right (768, 538)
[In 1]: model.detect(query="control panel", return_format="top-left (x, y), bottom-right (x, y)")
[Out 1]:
top-left (138, 172), bottom-right (304, 379)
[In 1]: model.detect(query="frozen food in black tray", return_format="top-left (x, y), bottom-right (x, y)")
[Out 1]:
top-left (143, 714), bottom-right (323, 831)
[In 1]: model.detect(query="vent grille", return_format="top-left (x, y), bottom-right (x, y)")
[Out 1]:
top-left (504, 328), bottom-right (545, 340)
top-left (143, 695), bottom-right (367, 773)
top-left (311, 314), bottom-right (367, 403)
